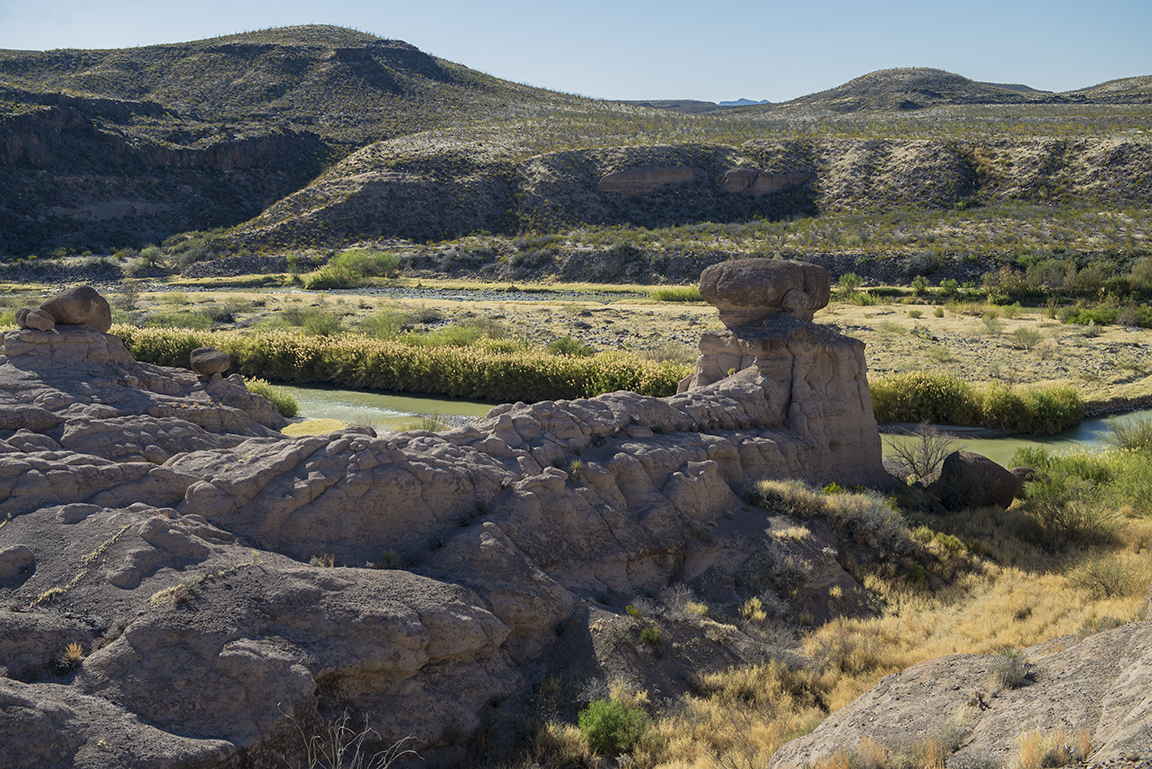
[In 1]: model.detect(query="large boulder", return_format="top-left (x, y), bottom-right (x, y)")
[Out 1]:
top-left (40, 285), bottom-right (113, 333)
top-left (190, 346), bottom-right (231, 377)
top-left (927, 450), bottom-right (1023, 510)
top-left (698, 258), bottom-right (831, 327)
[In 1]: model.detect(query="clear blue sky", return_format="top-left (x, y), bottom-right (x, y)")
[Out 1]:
top-left (0, 0), bottom-right (1149, 103)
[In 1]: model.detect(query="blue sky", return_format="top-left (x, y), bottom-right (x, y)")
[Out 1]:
top-left (0, 0), bottom-right (1149, 103)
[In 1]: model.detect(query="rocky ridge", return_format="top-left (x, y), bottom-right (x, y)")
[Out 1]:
top-left (0, 277), bottom-right (890, 767)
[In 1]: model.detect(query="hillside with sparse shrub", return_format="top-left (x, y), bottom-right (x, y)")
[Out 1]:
top-left (1, 25), bottom-right (1150, 272)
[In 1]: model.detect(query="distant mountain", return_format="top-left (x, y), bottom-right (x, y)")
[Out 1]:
top-left (774, 67), bottom-right (1064, 113)
top-left (718, 98), bottom-right (770, 107)
top-left (1068, 75), bottom-right (1152, 103)
top-left (617, 99), bottom-right (724, 114)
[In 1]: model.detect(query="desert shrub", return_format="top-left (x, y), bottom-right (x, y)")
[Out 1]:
top-left (403, 325), bottom-right (482, 348)
top-left (885, 423), bottom-right (959, 480)
top-left (992, 649), bottom-right (1029, 689)
top-left (1068, 554), bottom-right (1138, 598)
top-left (145, 310), bottom-right (215, 330)
top-left (1108, 416), bottom-right (1152, 452)
top-left (547, 335), bottom-right (596, 357)
top-left (358, 307), bottom-right (409, 339)
top-left (649, 286), bottom-right (701, 302)
top-left (578, 699), bottom-right (650, 754)
top-left (1010, 327), bottom-right (1043, 350)
top-left (304, 249), bottom-right (400, 289)
top-left (745, 480), bottom-right (909, 551)
top-left (245, 378), bottom-right (299, 417)
top-left (871, 372), bottom-right (980, 426)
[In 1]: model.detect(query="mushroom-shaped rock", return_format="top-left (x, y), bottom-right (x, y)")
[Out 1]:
top-left (15, 308), bottom-right (55, 331)
top-left (190, 346), bottom-right (231, 377)
top-left (40, 286), bottom-right (112, 333)
top-left (699, 258), bottom-right (831, 327)
top-left (927, 450), bottom-right (1022, 510)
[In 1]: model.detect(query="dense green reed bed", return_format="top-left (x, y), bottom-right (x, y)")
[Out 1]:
top-left (871, 371), bottom-right (1083, 434)
top-left (114, 326), bottom-right (691, 403)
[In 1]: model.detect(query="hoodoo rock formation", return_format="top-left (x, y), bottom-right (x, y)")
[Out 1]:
top-left (0, 282), bottom-right (889, 767)
top-left (684, 258), bottom-right (883, 484)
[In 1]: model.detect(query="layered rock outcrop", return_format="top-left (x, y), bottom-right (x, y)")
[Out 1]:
top-left (0, 283), bottom-right (888, 767)
top-left (769, 620), bottom-right (1152, 768)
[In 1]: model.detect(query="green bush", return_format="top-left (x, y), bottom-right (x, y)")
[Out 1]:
top-left (871, 372), bottom-right (980, 426)
top-left (304, 249), bottom-right (400, 289)
top-left (577, 699), bottom-right (650, 754)
top-left (649, 286), bottom-right (702, 302)
top-left (547, 335), bottom-right (596, 357)
top-left (871, 373), bottom-right (1081, 434)
top-left (245, 378), bottom-right (299, 417)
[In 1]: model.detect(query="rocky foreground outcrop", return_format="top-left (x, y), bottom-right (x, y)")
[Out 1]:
top-left (770, 619), bottom-right (1152, 768)
top-left (0, 277), bottom-right (895, 767)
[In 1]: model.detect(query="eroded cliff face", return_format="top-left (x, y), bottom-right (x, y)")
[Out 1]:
top-left (0, 283), bottom-right (887, 767)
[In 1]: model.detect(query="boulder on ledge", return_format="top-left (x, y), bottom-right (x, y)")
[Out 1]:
top-left (699, 258), bottom-right (831, 327)
top-left (190, 346), bottom-right (232, 377)
top-left (40, 285), bottom-right (112, 333)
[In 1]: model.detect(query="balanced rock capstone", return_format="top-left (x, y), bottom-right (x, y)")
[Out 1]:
top-left (39, 285), bottom-right (112, 333)
top-left (698, 258), bottom-right (830, 327)
top-left (190, 346), bottom-right (231, 377)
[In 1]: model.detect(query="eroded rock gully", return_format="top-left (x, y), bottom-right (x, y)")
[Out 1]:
top-left (9, 275), bottom-right (1139, 768)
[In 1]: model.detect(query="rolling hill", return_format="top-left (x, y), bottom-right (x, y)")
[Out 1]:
top-left (0, 27), bottom-right (1149, 257)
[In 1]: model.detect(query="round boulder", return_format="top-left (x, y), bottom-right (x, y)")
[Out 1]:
top-left (15, 308), bottom-right (56, 331)
top-left (190, 347), bottom-right (231, 377)
top-left (927, 450), bottom-right (1023, 510)
top-left (699, 258), bottom-right (831, 328)
top-left (40, 286), bottom-right (112, 333)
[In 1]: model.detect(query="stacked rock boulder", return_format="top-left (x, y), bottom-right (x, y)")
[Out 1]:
top-left (681, 258), bottom-right (885, 485)
top-left (0, 280), bottom-right (893, 768)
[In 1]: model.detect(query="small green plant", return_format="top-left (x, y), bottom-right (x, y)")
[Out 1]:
top-left (933, 306), bottom-right (945, 318)
top-left (567, 459), bottom-right (585, 481)
top-left (246, 378), bottom-right (299, 417)
top-left (638, 626), bottom-right (663, 646)
top-left (907, 309), bottom-right (923, 319)
top-left (309, 554), bottom-right (336, 568)
top-left (625, 604), bottom-right (643, 622)
top-left (992, 648), bottom-right (1030, 689)
top-left (547, 335), bottom-right (596, 357)
top-left (577, 699), bottom-right (651, 755)
top-left (378, 549), bottom-right (397, 568)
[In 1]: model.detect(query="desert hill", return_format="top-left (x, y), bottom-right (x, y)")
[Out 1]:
top-left (1, 27), bottom-right (1150, 258)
